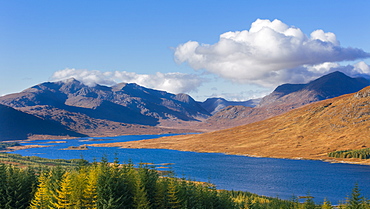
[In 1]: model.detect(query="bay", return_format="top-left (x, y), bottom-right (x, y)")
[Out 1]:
top-left (9, 134), bottom-right (370, 204)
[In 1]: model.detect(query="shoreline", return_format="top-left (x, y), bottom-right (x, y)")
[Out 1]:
top-left (3, 136), bottom-right (369, 166)
top-left (89, 141), bottom-right (370, 166)
top-left (0, 144), bottom-right (50, 152)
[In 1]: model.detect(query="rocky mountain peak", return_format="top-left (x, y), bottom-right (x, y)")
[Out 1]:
top-left (111, 82), bottom-right (127, 91)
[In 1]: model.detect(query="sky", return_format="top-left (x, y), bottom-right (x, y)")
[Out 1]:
top-left (1, 0), bottom-right (370, 101)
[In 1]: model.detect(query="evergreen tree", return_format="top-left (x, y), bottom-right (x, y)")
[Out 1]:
top-left (96, 160), bottom-right (133, 209)
top-left (137, 164), bottom-right (159, 206)
top-left (4, 165), bottom-right (36, 209)
top-left (84, 165), bottom-right (99, 209)
top-left (166, 179), bottom-right (181, 209)
top-left (303, 195), bottom-right (316, 209)
top-left (348, 183), bottom-right (363, 209)
top-left (30, 172), bottom-right (52, 209)
top-left (23, 167), bottom-right (38, 206)
top-left (53, 172), bottom-right (73, 208)
top-left (134, 176), bottom-right (151, 209)
top-left (321, 198), bottom-right (333, 209)
top-left (48, 166), bottom-right (65, 207)
top-left (0, 164), bottom-right (7, 208)
top-left (70, 170), bottom-right (88, 208)
top-left (153, 178), bottom-right (168, 209)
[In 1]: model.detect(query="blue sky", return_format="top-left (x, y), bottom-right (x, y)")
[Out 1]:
top-left (1, 0), bottom-right (370, 101)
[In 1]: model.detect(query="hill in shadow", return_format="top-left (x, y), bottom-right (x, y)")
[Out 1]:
top-left (0, 104), bottom-right (86, 140)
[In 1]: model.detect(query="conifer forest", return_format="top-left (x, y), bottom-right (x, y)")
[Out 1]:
top-left (0, 156), bottom-right (369, 209)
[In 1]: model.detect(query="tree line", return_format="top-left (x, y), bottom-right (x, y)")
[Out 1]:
top-left (0, 159), bottom-right (369, 208)
top-left (328, 148), bottom-right (370, 159)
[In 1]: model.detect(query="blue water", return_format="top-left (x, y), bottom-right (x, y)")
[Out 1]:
top-left (9, 134), bottom-right (370, 204)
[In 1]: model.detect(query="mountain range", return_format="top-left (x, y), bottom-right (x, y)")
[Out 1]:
top-left (0, 78), bottom-right (208, 139)
top-left (0, 71), bottom-right (369, 140)
top-left (197, 71), bottom-right (370, 130)
top-left (198, 97), bottom-right (260, 114)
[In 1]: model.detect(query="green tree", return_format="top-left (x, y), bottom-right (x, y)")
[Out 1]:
top-left (0, 164), bottom-right (7, 207)
top-left (96, 160), bottom-right (133, 209)
top-left (166, 179), bottom-right (181, 209)
top-left (4, 165), bottom-right (36, 209)
top-left (348, 183), bottom-right (363, 209)
top-left (48, 166), bottom-right (65, 207)
top-left (137, 164), bottom-right (159, 206)
top-left (302, 195), bottom-right (316, 209)
top-left (133, 176), bottom-right (151, 209)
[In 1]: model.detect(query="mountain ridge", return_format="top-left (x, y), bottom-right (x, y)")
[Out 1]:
top-left (198, 71), bottom-right (370, 130)
top-left (198, 97), bottom-right (260, 114)
top-left (0, 79), bottom-right (209, 139)
top-left (258, 71), bottom-right (370, 108)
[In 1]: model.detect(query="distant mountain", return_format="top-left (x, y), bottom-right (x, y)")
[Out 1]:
top-left (115, 86), bottom-right (370, 163)
top-left (193, 71), bottom-right (370, 130)
top-left (0, 79), bottom-right (209, 138)
top-left (258, 71), bottom-right (370, 108)
top-left (0, 104), bottom-right (86, 140)
top-left (198, 98), bottom-right (260, 114)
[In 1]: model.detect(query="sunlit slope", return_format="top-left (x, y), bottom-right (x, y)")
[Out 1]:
top-left (105, 86), bottom-right (370, 163)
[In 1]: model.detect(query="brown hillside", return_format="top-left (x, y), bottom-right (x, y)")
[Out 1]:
top-left (92, 86), bottom-right (370, 164)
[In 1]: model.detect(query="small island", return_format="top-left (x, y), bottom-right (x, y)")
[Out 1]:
top-left (60, 145), bottom-right (89, 150)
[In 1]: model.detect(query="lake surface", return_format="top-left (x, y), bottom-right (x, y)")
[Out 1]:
top-left (9, 134), bottom-right (370, 204)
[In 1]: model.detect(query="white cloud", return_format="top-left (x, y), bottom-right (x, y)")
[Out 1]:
top-left (353, 61), bottom-right (370, 75)
top-left (50, 68), bottom-right (205, 94)
top-left (174, 19), bottom-right (370, 86)
top-left (207, 90), bottom-right (270, 102)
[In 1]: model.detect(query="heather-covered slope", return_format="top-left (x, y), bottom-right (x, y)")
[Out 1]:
top-left (97, 86), bottom-right (370, 164)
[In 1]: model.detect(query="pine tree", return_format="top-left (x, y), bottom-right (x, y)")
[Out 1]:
top-left (53, 172), bottom-right (73, 208)
top-left (96, 160), bottom-right (132, 209)
top-left (0, 164), bottom-right (7, 208)
top-left (137, 165), bottom-right (159, 206)
top-left (4, 165), bottom-right (36, 209)
top-left (134, 177), bottom-right (151, 209)
top-left (303, 195), bottom-right (316, 209)
top-left (23, 167), bottom-right (38, 207)
top-left (166, 179), bottom-right (181, 209)
top-left (70, 170), bottom-right (88, 208)
top-left (48, 166), bottom-right (65, 207)
top-left (30, 172), bottom-right (52, 209)
top-left (348, 183), bottom-right (363, 209)
top-left (84, 166), bottom-right (99, 209)
top-left (321, 198), bottom-right (333, 209)
top-left (154, 179), bottom-right (168, 209)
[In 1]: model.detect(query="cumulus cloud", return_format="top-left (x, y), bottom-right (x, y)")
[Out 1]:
top-left (50, 68), bottom-right (205, 94)
top-left (174, 19), bottom-right (370, 86)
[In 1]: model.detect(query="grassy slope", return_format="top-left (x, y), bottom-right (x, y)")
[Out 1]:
top-left (92, 86), bottom-right (370, 165)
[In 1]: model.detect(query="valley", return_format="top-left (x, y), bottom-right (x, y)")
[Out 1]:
top-left (91, 86), bottom-right (370, 165)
